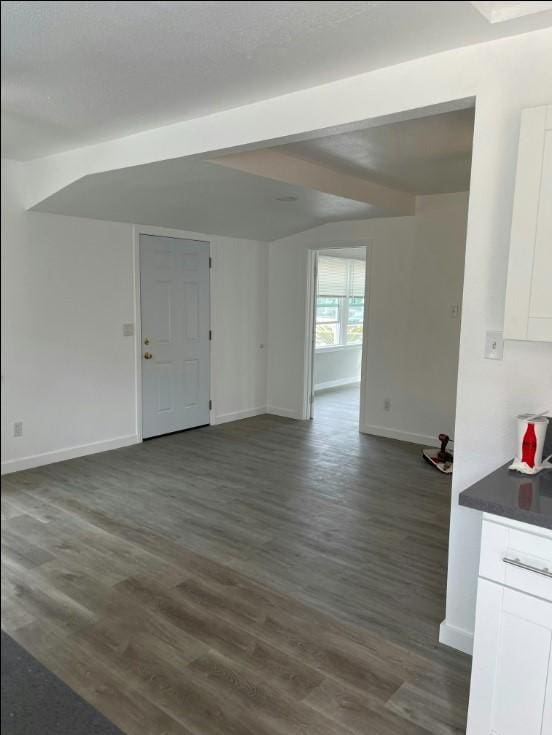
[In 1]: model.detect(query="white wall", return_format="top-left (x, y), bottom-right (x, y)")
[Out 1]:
top-left (268, 193), bottom-right (468, 444)
top-left (314, 347), bottom-right (362, 391)
top-left (210, 237), bottom-right (267, 423)
top-left (364, 193), bottom-right (468, 445)
top-left (1, 159), bottom-right (138, 471)
top-left (1, 158), bottom-right (268, 472)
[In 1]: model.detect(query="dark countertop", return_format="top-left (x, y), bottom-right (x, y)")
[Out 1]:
top-left (459, 462), bottom-right (552, 530)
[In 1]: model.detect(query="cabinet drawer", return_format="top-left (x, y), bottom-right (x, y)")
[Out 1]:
top-left (479, 517), bottom-right (552, 601)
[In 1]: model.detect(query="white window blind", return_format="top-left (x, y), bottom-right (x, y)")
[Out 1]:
top-left (317, 256), bottom-right (349, 297)
top-left (317, 255), bottom-right (365, 297)
top-left (350, 260), bottom-right (366, 298)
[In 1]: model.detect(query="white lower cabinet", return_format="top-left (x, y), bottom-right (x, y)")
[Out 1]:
top-left (467, 517), bottom-right (552, 735)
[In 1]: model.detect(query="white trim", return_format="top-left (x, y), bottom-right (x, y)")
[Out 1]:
top-left (314, 377), bottom-right (360, 392)
top-left (439, 619), bottom-right (474, 655)
top-left (132, 225), bottom-right (213, 438)
top-left (212, 406), bottom-right (267, 425)
top-left (470, 1), bottom-right (552, 24)
top-left (302, 250), bottom-right (318, 420)
top-left (1, 434), bottom-right (139, 475)
top-left (266, 405), bottom-right (304, 420)
top-left (208, 239), bottom-right (216, 426)
top-left (131, 226), bottom-right (143, 441)
top-left (361, 423), bottom-right (441, 447)
top-left (358, 243), bottom-right (372, 431)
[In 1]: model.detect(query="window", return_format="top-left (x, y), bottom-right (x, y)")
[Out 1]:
top-left (315, 255), bottom-right (365, 349)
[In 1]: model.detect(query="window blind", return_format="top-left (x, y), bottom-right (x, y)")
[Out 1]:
top-left (317, 255), bottom-right (366, 297)
top-left (317, 256), bottom-right (349, 297)
top-left (350, 260), bottom-right (366, 298)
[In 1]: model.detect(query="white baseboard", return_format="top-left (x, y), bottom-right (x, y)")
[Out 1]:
top-left (213, 406), bottom-right (267, 425)
top-left (1, 434), bottom-right (140, 475)
top-left (314, 377), bottom-right (360, 392)
top-left (266, 405), bottom-right (303, 420)
top-left (361, 423), bottom-right (441, 447)
top-left (439, 619), bottom-right (474, 655)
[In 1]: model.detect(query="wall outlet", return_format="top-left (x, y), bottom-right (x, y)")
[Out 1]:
top-left (13, 421), bottom-right (23, 437)
top-left (484, 330), bottom-right (504, 360)
top-left (122, 323), bottom-right (134, 337)
top-left (384, 398), bottom-right (391, 412)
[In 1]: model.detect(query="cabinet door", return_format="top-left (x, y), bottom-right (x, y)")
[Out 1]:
top-left (467, 578), bottom-right (552, 735)
top-left (504, 105), bottom-right (552, 342)
top-left (543, 645), bottom-right (552, 735)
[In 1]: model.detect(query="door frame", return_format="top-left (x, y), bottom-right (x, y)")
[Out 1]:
top-left (302, 241), bottom-right (372, 429)
top-left (132, 225), bottom-right (212, 442)
top-left (302, 250), bottom-right (318, 421)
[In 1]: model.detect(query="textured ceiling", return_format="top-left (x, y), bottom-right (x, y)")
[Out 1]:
top-left (2, 0), bottom-right (551, 160)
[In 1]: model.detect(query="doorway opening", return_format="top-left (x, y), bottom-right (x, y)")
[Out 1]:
top-left (292, 104), bottom-right (474, 448)
top-left (308, 246), bottom-right (367, 430)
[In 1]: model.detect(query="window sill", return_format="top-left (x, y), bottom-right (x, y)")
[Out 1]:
top-left (315, 344), bottom-right (362, 354)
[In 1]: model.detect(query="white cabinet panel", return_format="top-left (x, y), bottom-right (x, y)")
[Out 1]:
top-left (529, 130), bottom-right (552, 319)
top-left (543, 646), bottom-right (552, 735)
top-left (479, 517), bottom-right (552, 601)
top-left (467, 579), bottom-right (552, 735)
top-left (504, 105), bottom-right (552, 342)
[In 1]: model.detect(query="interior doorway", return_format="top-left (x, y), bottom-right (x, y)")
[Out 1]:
top-left (139, 234), bottom-right (211, 438)
top-left (307, 246), bottom-right (367, 428)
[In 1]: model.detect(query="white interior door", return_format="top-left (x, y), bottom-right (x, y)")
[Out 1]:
top-left (140, 235), bottom-right (210, 439)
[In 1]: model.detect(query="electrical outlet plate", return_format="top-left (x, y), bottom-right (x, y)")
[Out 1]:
top-left (13, 421), bottom-right (23, 437)
top-left (122, 323), bottom-right (134, 337)
top-left (485, 330), bottom-right (504, 360)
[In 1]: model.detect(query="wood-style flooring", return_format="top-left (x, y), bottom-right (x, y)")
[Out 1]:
top-left (1, 386), bottom-right (471, 734)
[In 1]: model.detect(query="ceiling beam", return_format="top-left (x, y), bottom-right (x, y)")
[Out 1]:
top-left (210, 149), bottom-right (415, 215)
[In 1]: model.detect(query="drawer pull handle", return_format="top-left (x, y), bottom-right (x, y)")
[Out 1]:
top-left (502, 556), bottom-right (552, 578)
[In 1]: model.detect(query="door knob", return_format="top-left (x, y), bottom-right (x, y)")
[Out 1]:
top-left (144, 352), bottom-right (153, 360)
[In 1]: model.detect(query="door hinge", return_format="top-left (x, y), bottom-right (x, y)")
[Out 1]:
top-left (209, 400), bottom-right (212, 410)
top-left (209, 256), bottom-right (212, 268)
top-left (209, 330), bottom-right (212, 341)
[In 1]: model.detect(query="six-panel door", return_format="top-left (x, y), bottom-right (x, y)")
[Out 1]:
top-left (140, 235), bottom-right (210, 438)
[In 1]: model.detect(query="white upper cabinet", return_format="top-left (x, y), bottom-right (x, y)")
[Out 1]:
top-left (504, 105), bottom-right (552, 342)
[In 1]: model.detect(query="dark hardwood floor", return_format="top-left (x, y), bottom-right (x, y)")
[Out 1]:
top-left (1, 388), bottom-right (470, 734)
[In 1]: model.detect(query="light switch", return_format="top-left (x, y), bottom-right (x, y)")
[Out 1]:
top-left (122, 323), bottom-right (134, 337)
top-left (484, 330), bottom-right (504, 360)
